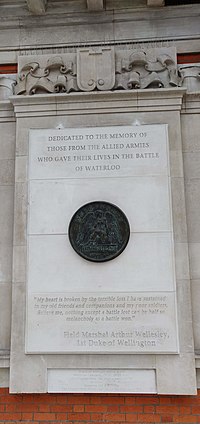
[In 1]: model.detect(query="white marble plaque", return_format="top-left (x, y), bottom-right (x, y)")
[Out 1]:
top-left (27, 233), bottom-right (175, 293)
top-left (26, 124), bottom-right (178, 355)
top-left (28, 176), bottom-right (171, 235)
top-left (26, 291), bottom-right (178, 353)
top-left (29, 125), bottom-right (169, 180)
top-left (48, 369), bottom-right (157, 393)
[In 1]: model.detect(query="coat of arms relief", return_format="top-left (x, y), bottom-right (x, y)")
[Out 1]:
top-left (12, 46), bottom-right (200, 95)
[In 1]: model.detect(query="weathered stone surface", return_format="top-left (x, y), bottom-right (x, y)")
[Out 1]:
top-left (179, 65), bottom-right (200, 92)
top-left (9, 90), bottom-right (196, 394)
top-left (48, 368), bottom-right (157, 393)
top-left (0, 283), bottom-right (11, 350)
top-left (15, 48), bottom-right (179, 96)
top-left (26, 0), bottom-right (47, 15)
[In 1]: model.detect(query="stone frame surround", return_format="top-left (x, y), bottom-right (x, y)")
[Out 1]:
top-left (8, 87), bottom-right (197, 394)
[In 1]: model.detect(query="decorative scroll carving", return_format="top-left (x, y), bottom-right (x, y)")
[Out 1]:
top-left (14, 48), bottom-right (182, 96)
top-left (0, 76), bottom-right (16, 100)
top-left (179, 65), bottom-right (200, 92)
top-left (15, 56), bottom-right (78, 95)
top-left (115, 51), bottom-right (180, 90)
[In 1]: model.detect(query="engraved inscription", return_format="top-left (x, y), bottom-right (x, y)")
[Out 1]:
top-left (68, 201), bottom-right (130, 262)
top-left (27, 292), bottom-right (178, 353)
top-left (48, 369), bottom-right (157, 393)
top-left (29, 125), bottom-right (168, 179)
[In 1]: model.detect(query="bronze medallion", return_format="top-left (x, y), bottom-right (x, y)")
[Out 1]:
top-left (68, 201), bottom-right (130, 262)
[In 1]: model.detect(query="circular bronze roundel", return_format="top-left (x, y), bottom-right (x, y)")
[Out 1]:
top-left (68, 201), bottom-right (130, 262)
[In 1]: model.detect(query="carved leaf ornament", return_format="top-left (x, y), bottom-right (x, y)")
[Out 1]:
top-left (14, 48), bottom-right (198, 96)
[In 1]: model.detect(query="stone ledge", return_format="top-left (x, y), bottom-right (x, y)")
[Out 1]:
top-left (10, 88), bottom-right (186, 117)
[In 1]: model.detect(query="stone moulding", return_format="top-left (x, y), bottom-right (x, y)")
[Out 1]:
top-left (14, 47), bottom-right (181, 96)
top-left (0, 76), bottom-right (16, 100)
top-left (178, 64), bottom-right (200, 92)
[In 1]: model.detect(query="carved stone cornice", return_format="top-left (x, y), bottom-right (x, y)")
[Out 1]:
top-left (14, 47), bottom-right (181, 96)
top-left (10, 88), bottom-right (186, 119)
top-left (181, 92), bottom-right (200, 114)
top-left (2, 49), bottom-right (200, 102)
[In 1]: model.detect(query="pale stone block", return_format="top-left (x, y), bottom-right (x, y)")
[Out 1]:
top-left (26, 0), bottom-right (47, 15)
top-left (19, 21), bottom-right (114, 47)
top-left (0, 28), bottom-right (20, 48)
top-left (176, 279), bottom-right (194, 353)
top-left (0, 159), bottom-right (14, 185)
top-left (15, 156), bottom-right (28, 183)
top-left (0, 186), bottom-right (14, 244)
top-left (171, 177), bottom-right (187, 242)
top-left (0, 283), bottom-right (11, 350)
top-left (147, 0), bottom-right (164, 5)
top-left (197, 369), bottom-right (200, 389)
top-left (156, 353), bottom-right (197, 394)
top-left (0, 122), bottom-right (15, 159)
top-left (0, 369), bottom-right (9, 387)
top-left (181, 114), bottom-right (200, 152)
top-left (174, 243), bottom-right (190, 280)
top-left (28, 233), bottom-right (175, 293)
top-left (185, 180), bottom-right (200, 243)
top-left (169, 151), bottom-right (183, 178)
top-left (46, 353), bottom-right (156, 369)
top-left (10, 353), bottom-right (47, 393)
top-left (106, 0), bottom-right (146, 8)
top-left (54, 112), bottom-right (138, 129)
top-left (48, 368), bottom-right (156, 394)
top-left (189, 243), bottom-right (200, 279)
top-left (184, 152), bottom-right (200, 179)
top-left (0, 244), bottom-right (13, 283)
top-left (10, 283), bottom-right (26, 351)
top-left (114, 14), bottom-right (200, 43)
top-left (28, 177), bottom-right (171, 235)
top-left (191, 280), bottom-right (200, 351)
top-left (87, 0), bottom-right (104, 11)
top-left (16, 126), bottom-right (37, 157)
top-left (10, 282), bottom-right (47, 393)
top-left (13, 183), bottom-right (27, 246)
top-left (13, 246), bottom-right (26, 283)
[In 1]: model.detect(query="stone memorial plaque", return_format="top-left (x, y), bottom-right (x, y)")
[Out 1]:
top-left (26, 124), bottom-right (179, 355)
top-left (48, 369), bottom-right (157, 394)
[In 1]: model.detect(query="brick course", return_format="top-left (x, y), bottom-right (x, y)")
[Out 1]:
top-left (1, 388), bottom-right (200, 423)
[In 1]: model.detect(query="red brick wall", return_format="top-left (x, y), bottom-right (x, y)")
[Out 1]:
top-left (1, 388), bottom-right (200, 423)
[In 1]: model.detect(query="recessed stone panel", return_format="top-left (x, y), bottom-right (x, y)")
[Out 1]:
top-left (27, 233), bottom-right (175, 293)
top-left (26, 124), bottom-right (178, 357)
top-left (48, 368), bottom-right (157, 394)
top-left (28, 176), bottom-right (171, 235)
top-left (26, 291), bottom-right (178, 354)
